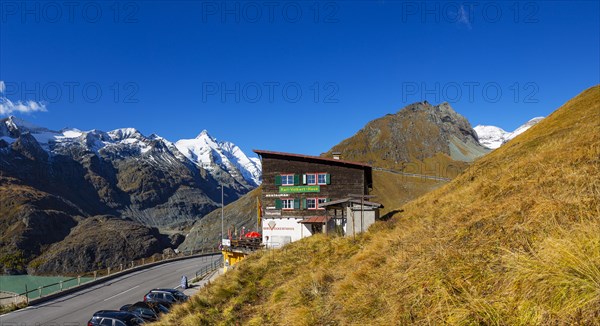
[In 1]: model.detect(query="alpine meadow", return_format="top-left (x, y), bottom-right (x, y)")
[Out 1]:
top-left (154, 86), bottom-right (600, 325)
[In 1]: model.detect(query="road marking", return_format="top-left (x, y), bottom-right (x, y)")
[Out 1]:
top-left (102, 285), bottom-right (140, 302)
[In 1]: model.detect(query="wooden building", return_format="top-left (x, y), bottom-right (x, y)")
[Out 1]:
top-left (253, 150), bottom-right (381, 247)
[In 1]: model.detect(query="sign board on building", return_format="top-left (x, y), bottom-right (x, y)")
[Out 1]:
top-left (279, 185), bottom-right (320, 193)
top-left (222, 239), bottom-right (231, 246)
top-left (265, 210), bottom-right (281, 216)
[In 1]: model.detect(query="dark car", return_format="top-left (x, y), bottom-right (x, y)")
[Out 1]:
top-left (143, 288), bottom-right (188, 307)
top-left (120, 302), bottom-right (169, 321)
top-left (153, 288), bottom-right (189, 302)
top-left (87, 310), bottom-right (145, 326)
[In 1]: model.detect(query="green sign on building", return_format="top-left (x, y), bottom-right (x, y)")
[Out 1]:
top-left (279, 185), bottom-right (321, 193)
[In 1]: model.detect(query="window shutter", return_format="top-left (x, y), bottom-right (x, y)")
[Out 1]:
top-left (275, 175), bottom-right (282, 186)
top-left (302, 174), bottom-right (307, 185)
top-left (275, 199), bottom-right (282, 209)
top-left (325, 174), bottom-right (331, 185)
top-left (294, 174), bottom-right (300, 185)
top-left (293, 199), bottom-right (300, 210)
top-left (302, 198), bottom-right (307, 210)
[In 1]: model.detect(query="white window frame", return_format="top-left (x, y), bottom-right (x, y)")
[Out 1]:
top-left (282, 199), bottom-right (294, 210)
top-left (281, 174), bottom-right (294, 186)
top-left (305, 173), bottom-right (316, 185)
top-left (317, 198), bottom-right (327, 209)
top-left (306, 198), bottom-right (317, 210)
top-left (317, 173), bottom-right (327, 185)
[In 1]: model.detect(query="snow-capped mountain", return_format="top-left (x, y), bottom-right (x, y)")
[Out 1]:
top-left (508, 117), bottom-right (545, 140)
top-left (474, 117), bottom-right (544, 149)
top-left (0, 116), bottom-right (261, 188)
top-left (0, 115), bottom-right (262, 232)
top-left (473, 125), bottom-right (509, 149)
top-left (175, 130), bottom-right (261, 187)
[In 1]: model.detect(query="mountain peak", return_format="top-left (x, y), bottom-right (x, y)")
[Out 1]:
top-left (175, 130), bottom-right (262, 187)
top-left (196, 129), bottom-right (212, 139)
top-left (108, 128), bottom-right (143, 141)
top-left (4, 116), bottom-right (45, 132)
top-left (326, 101), bottom-right (488, 168)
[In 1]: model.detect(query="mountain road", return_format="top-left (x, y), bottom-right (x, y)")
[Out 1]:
top-left (0, 254), bottom-right (221, 326)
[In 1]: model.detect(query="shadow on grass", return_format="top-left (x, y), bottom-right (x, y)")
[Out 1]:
top-left (380, 209), bottom-right (403, 221)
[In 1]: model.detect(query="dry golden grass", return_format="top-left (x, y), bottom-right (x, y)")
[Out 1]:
top-left (371, 170), bottom-right (448, 216)
top-left (153, 85), bottom-right (600, 325)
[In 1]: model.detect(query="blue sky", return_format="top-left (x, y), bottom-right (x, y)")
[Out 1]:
top-left (1, 1), bottom-right (598, 156)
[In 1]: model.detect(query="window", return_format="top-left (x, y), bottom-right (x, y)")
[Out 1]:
top-left (317, 198), bottom-right (327, 209)
top-left (137, 307), bottom-right (154, 315)
top-left (304, 198), bottom-right (327, 210)
top-left (281, 175), bottom-right (294, 186)
top-left (306, 174), bottom-right (316, 185)
top-left (317, 173), bottom-right (329, 185)
top-left (306, 198), bottom-right (316, 209)
top-left (99, 319), bottom-right (112, 326)
top-left (282, 199), bottom-right (294, 210)
top-left (165, 293), bottom-right (176, 302)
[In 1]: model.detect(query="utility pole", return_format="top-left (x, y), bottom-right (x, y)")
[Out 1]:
top-left (221, 183), bottom-right (224, 243)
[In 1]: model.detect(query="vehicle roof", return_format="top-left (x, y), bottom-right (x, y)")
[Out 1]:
top-left (150, 288), bottom-right (181, 293)
top-left (92, 310), bottom-right (139, 320)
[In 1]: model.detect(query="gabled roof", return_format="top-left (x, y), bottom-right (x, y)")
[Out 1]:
top-left (253, 149), bottom-right (372, 168)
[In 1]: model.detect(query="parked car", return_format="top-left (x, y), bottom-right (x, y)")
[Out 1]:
top-left (138, 301), bottom-right (170, 315)
top-left (143, 288), bottom-right (188, 307)
top-left (153, 288), bottom-right (189, 302)
top-left (119, 303), bottom-right (158, 322)
top-left (120, 301), bottom-right (169, 321)
top-left (87, 310), bottom-right (145, 326)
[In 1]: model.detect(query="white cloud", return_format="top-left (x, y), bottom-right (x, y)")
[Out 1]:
top-left (0, 80), bottom-right (48, 115)
top-left (0, 98), bottom-right (47, 115)
top-left (458, 6), bottom-right (472, 29)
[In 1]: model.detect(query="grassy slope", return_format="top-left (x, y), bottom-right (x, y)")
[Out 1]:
top-left (156, 86), bottom-right (599, 325)
top-left (371, 170), bottom-right (448, 216)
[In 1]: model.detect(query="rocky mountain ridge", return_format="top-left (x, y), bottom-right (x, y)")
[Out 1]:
top-left (0, 116), bottom-right (260, 274)
top-left (323, 101), bottom-right (489, 176)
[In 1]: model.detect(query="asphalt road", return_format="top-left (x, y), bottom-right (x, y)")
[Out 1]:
top-left (0, 254), bottom-right (221, 326)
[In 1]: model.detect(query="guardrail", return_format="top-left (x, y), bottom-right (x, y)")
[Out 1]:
top-left (192, 258), bottom-right (223, 282)
top-left (372, 167), bottom-right (452, 181)
top-left (0, 248), bottom-right (220, 307)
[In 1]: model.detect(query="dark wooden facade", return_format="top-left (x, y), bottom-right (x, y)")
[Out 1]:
top-left (254, 150), bottom-right (373, 219)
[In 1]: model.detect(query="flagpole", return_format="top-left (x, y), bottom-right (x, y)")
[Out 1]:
top-left (257, 197), bottom-right (261, 232)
